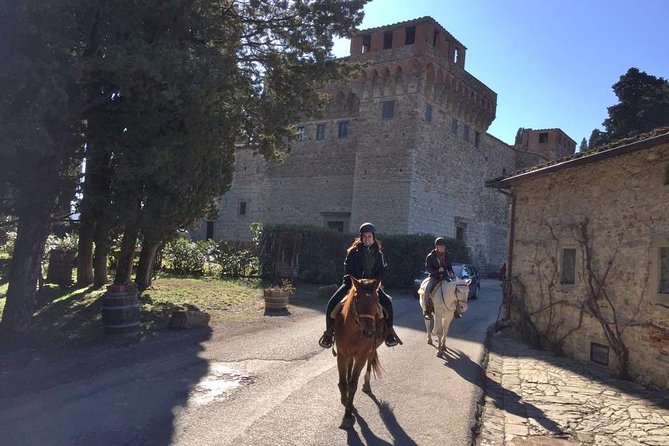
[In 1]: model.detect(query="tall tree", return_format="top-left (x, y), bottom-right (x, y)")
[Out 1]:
top-left (603, 67), bottom-right (669, 139)
top-left (78, 0), bottom-right (369, 286)
top-left (579, 138), bottom-right (587, 152)
top-left (587, 129), bottom-right (610, 149)
top-left (0, 0), bottom-right (84, 333)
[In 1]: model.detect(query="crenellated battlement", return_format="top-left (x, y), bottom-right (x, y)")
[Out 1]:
top-left (330, 17), bottom-right (497, 130)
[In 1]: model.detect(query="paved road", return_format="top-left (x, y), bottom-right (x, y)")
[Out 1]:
top-left (0, 280), bottom-right (503, 446)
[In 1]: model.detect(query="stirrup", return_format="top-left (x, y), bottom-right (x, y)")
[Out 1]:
top-left (385, 335), bottom-right (399, 347)
top-left (319, 331), bottom-right (334, 348)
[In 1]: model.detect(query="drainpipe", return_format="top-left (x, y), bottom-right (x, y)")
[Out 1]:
top-left (497, 188), bottom-right (515, 320)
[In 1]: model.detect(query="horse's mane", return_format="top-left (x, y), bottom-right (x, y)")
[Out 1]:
top-left (341, 279), bottom-right (378, 322)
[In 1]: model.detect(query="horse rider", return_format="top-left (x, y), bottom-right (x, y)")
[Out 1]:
top-left (318, 222), bottom-right (401, 349)
top-left (423, 237), bottom-right (455, 319)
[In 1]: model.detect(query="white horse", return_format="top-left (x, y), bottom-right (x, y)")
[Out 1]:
top-left (418, 278), bottom-right (471, 356)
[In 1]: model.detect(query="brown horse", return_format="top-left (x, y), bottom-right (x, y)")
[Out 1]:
top-left (333, 277), bottom-right (387, 429)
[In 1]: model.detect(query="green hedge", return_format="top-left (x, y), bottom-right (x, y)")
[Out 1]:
top-left (259, 224), bottom-right (470, 288)
top-left (380, 233), bottom-right (470, 288)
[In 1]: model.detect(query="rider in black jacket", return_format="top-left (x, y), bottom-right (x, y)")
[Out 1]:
top-left (318, 222), bottom-right (401, 349)
top-left (423, 237), bottom-right (455, 317)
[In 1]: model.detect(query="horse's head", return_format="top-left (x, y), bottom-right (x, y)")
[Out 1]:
top-left (454, 278), bottom-right (471, 300)
top-left (343, 277), bottom-right (382, 339)
top-left (453, 278), bottom-right (471, 313)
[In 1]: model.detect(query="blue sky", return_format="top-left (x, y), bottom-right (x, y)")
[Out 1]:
top-left (331, 0), bottom-right (669, 147)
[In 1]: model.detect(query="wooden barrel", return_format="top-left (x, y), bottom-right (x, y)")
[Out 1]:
top-left (263, 289), bottom-right (289, 311)
top-left (46, 249), bottom-right (75, 287)
top-left (102, 284), bottom-right (140, 337)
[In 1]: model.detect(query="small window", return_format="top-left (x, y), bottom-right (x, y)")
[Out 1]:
top-left (327, 221), bottom-right (344, 232)
top-left (316, 123), bottom-right (326, 141)
top-left (382, 100), bottom-right (395, 119)
top-left (205, 221), bottom-right (215, 240)
top-left (464, 124), bottom-right (470, 142)
top-left (455, 223), bottom-right (466, 241)
top-left (383, 31), bottom-right (393, 49)
top-left (451, 117), bottom-right (458, 135)
top-left (433, 30), bottom-right (439, 47)
top-left (539, 132), bottom-right (548, 143)
top-left (338, 121), bottom-right (350, 139)
top-left (660, 247), bottom-right (669, 294)
top-left (664, 165), bottom-right (669, 185)
top-left (590, 342), bottom-right (609, 366)
top-left (561, 248), bottom-right (576, 285)
top-left (297, 126), bottom-right (305, 141)
top-left (405, 26), bottom-right (416, 45)
top-left (475, 131), bottom-right (481, 148)
top-left (239, 201), bottom-right (247, 216)
top-left (425, 104), bottom-right (433, 123)
top-left (361, 34), bottom-right (371, 53)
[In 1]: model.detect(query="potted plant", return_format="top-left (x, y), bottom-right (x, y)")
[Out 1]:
top-left (263, 278), bottom-right (295, 311)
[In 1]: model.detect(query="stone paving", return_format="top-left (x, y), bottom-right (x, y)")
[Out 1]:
top-left (477, 329), bottom-right (669, 446)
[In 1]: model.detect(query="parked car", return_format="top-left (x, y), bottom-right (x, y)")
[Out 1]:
top-left (412, 262), bottom-right (481, 300)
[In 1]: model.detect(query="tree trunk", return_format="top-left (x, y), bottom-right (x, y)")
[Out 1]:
top-left (76, 213), bottom-right (95, 286)
top-left (78, 134), bottom-right (113, 287)
top-left (92, 219), bottom-right (109, 289)
top-left (135, 239), bottom-right (160, 292)
top-left (2, 187), bottom-right (54, 334)
top-left (114, 223), bottom-right (139, 285)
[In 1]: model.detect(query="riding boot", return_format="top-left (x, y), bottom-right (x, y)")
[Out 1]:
top-left (318, 315), bottom-right (335, 348)
top-left (318, 279), bottom-right (350, 348)
top-left (424, 298), bottom-right (434, 320)
top-left (381, 297), bottom-right (401, 347)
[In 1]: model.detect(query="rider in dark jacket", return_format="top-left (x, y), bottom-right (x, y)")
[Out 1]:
top-left (318, 222), bottom-right (401, 349)
top-left (423, 237), bottom-right (455, 317)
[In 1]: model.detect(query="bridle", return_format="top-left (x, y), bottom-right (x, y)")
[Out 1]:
top-left (351, 290), bottom-right (379, 327)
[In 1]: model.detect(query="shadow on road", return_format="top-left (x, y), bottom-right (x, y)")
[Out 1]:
top-left (0, 327), bottom-right (213, 446)
top-left (441, 346), bottom-right (564, 436)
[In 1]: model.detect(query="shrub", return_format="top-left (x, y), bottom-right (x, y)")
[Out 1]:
top-left (258, 224), bottom-right (471, 288)
top-left (211, 240), bottom-right (260, 278)
top-left (162, 238), bottom-right (213, 276)
top-left (380, 233), bottom-right (471, 288)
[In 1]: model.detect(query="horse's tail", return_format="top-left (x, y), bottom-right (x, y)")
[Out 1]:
top-left (369, 348), bottom-right (384, 379)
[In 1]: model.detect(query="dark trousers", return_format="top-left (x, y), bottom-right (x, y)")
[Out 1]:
top-left (325, 278), bottom-right (394, 326)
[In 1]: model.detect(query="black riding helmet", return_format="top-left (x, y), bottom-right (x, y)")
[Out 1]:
top-left (359, 222), bottom-right (376, 234)
top-left (434, 237), bottom-right (446, 246)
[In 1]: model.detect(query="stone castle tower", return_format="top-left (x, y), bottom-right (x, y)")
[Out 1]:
top-left (196, 17), bottom-right (563, 273)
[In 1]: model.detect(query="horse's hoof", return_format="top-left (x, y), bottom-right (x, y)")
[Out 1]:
top-left (427, 339), bottom-right (433, 345)
top-left (362, 383), bottom-right (371, 394)
top-left (436, 350), bottom-right (443, 358)
top-left (339, 416), bottom-right (355, 430)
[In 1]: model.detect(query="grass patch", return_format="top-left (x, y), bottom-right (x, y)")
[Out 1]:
top-left (0, 275), bottom-right (327, 347)
top-left (140, 276), bottom-right (266, 330)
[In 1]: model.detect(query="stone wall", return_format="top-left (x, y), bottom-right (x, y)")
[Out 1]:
top-left (509, 141), bottom-right (669, 389)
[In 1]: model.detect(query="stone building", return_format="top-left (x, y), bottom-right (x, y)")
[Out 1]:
top-left (195, 17), bottom-right (564, 274)
top-left (515, 128), bottom-right (576, 169)
top-left (487, 129), bottom-right (669, 389)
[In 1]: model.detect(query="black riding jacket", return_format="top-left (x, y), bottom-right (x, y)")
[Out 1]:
top-left (425, 249), bottom-right (454, 279)
top-left (344, 243), bottom-right (386, 280)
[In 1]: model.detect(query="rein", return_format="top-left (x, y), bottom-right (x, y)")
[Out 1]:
top-left (438, 281), bottom-right (465, 311)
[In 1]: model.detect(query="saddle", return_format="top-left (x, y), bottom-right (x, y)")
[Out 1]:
top-left (419, 278), bottom-right (463, 319)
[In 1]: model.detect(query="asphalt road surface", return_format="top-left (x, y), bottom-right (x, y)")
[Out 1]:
top-left (0, 279), bottom-right (502, 446)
